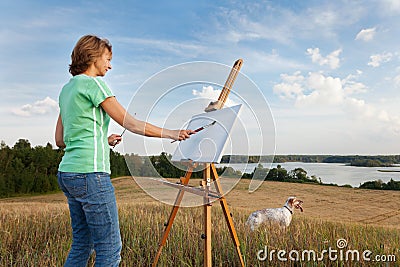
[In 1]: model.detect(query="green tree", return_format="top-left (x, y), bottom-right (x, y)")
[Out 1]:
top-left (288, 168), bottom-right (308, 181)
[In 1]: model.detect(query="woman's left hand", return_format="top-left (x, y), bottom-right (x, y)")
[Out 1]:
top-left (108, 134), bottom-right (122, 146)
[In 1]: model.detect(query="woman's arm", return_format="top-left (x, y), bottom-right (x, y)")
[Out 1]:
top-left (101, 97), bottom-right (194, 141)
top-left (55, 114), bottom-right (66, 148)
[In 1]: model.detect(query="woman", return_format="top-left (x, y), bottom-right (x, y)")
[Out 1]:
top-left (55, 35), bottom-right (193, 267)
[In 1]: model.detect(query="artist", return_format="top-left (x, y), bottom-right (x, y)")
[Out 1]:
top-left (55, 34), bottom-right (194, 267)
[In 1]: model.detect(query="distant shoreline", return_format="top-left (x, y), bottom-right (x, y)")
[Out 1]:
top-left (378, 170), bottom-right (400, 172)
top-left (221, 154), bottom-right (400, 168)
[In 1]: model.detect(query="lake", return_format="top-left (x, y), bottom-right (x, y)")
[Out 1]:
top-left (215, 162), bottom-right (400, 187)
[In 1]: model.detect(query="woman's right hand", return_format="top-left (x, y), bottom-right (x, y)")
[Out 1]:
top-left (170, 129), bottom-right (196, 141)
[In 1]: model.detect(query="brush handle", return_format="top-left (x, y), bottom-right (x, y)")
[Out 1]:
top-left (194, 127), bottom-right (204, 132)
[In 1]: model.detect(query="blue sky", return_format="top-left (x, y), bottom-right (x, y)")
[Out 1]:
top-left (1, 0), bottom-right (400, 155)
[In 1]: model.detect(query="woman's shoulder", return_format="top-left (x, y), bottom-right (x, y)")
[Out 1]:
top-left (74, 75), bottom-right (107, 85)
top-left (69, 75), bottom-right (105, 88)
top-left (64, 75), bottom-right (110, 94)
top-left (61, 75), bottom-right (95, 94)
top-left (72, 74), bottom-right (95, 82)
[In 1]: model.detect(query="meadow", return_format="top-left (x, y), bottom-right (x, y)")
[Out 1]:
top-left (1, 177), bottom-right (399, 266)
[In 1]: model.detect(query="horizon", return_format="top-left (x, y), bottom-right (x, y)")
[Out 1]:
top-left (2, 138), bottom-right (400, 157)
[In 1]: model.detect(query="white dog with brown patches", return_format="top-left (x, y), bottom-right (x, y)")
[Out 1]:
top-left (246, 197), bottom-right (304, 230)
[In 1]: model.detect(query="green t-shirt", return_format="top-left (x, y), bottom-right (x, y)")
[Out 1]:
top-left (58, 74), bottom-right (114, 173)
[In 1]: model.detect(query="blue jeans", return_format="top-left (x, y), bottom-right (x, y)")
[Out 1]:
top-left (57, 172), bottom-right (122, 267)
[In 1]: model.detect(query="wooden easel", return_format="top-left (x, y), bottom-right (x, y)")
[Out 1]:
top-left (152, 59), bottom-right (244, 267)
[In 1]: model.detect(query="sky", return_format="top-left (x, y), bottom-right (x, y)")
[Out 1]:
top-left (1, 0), bottom-right (400, 155)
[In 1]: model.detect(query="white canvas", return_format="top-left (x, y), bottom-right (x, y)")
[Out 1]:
top-left (171, 104), bottom-right (242, 163)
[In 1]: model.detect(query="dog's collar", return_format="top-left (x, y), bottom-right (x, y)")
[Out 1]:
top-left (284, 205), bottom-right (293, 214)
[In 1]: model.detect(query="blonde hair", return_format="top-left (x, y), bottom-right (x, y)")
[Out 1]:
top-left (69, 35), bottom-right (112, 76)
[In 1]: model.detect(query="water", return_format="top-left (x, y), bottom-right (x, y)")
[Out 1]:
top-left (215, 162), bottom-right (400, 187)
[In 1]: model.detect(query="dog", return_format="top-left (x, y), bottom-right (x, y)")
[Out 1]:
top-left (246, 196), bottom-right (304, 230)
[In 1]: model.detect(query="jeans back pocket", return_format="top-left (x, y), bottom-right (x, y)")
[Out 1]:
top-left (60, 173), bottom-right (87, 198)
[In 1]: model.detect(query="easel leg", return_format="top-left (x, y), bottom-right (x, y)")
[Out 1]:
top-left (153, 164), bottom-right (245, 267)
top-left (152, 167), bottom-right (193, 267)
top-left (203, 203), bottom-right (212, 266)
top-left (203, 164), bottom-right (212, 267)
top-left (211, 164), bottom-right (245, 267)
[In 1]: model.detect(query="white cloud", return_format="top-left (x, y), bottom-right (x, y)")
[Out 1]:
top-left (343, 97), bottom-right (400, 130)
top-left (343, 80), bottom-right (368, 95)
top-left (343, 98), bottom-right (374, 119)
top-left (274, 71), bottom-right (345, 107)
top-left (355, 27), bottom-right (376, 41)
top-left (367, 52), bottom-right (393, 67)
top-left (272, 72), bottom-right (305, 99)
top-left (274, 71), bottom-right (400, 134)
top-left (12, 97), bottom-right (58, 117)
top-left (192, 85), bottom-right (237, 107)
top-left (306, 48), bottom-right (342, 69)
top-left (300, 72), bottom-right (344, 107)
top-left (342, 73), bottom-right (368, 94)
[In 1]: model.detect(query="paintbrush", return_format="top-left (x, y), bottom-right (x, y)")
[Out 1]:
top-left (112, 128), bottom-right (126, 148)
top-left (171, 120), bottom-right (216, 143)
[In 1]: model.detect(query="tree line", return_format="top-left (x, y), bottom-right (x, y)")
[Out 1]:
top-left (1, 139), bottom-right (399, 198)
top-left (0, 139), bottom-right (212, 198)
top-left (0, 139), bottom-right (131, 198)
top-left (359, 179), bottom-right (400, 190)
top-left (221, 154), bottom-right (400, 166)
top-left (0, 139), bottom-right (61, 197)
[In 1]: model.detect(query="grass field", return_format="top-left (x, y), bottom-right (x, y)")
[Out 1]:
top-left (1, 176), bottom-right (399, 266)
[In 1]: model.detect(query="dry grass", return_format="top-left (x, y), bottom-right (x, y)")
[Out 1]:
top-left (4, 176), bottom-right (399, 229)
top-left (113, 176), bottom-right (400, 229)
top-left (1, 176), bottom-right (399, 266)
